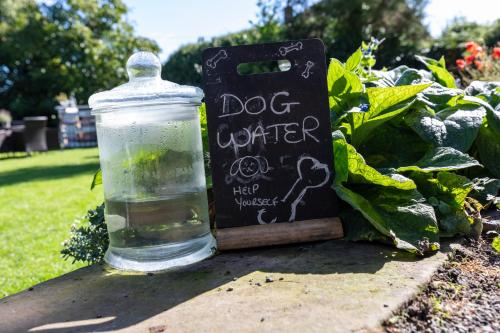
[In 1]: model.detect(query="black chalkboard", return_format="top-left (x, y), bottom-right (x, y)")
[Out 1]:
top-left (202, 39), bottom-right (338, 229)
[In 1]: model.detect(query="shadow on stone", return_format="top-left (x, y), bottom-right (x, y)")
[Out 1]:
top-left (1, 240), bottom-right (447, 333)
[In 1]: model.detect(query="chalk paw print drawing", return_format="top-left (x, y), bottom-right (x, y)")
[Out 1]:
top-left (257, 156), bottom-right (330, 224)
top-left (230, 155), bottom-right (270, 178)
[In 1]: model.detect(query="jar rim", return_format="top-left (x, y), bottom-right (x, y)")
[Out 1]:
top-left (90, 98), bottom-right (202, 114)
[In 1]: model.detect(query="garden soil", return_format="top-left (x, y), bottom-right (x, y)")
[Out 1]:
top-left (384, 236), bottom-right (499, 333)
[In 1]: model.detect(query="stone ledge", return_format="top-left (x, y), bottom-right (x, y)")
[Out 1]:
top-left (0, 240), bottom-right (453, 333)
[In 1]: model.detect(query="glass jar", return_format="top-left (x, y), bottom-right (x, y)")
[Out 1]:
top-left (88, 51), bottom-right (216, 272)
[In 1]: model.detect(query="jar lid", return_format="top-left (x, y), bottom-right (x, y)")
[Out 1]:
top-left (88, 51), bottom-right (203, 112)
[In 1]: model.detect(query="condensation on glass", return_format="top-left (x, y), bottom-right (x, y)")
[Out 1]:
top-left (88, 51), bottom-right (216, 272)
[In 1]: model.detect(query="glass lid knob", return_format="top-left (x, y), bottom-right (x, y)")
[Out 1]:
top-left (126, 51), bottom-right (161, 80)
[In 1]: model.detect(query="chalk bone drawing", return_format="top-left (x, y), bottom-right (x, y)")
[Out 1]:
top-left (279, 41), bottom-right (303, 56)
top-left (301, 61), bottom-right (314, 79)
top-left (230, 155), bottom-right (270, 178)
top-left (257, 156), bottom-right (330, 224)
top-left (206, 49), bottom-right (228, 69)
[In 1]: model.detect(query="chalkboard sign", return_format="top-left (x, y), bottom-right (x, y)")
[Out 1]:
top-left (202, 39), bottom-right (338, 229)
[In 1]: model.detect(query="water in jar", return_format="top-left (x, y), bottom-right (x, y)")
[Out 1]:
top-left (95, 106), bottom-right (211, 264)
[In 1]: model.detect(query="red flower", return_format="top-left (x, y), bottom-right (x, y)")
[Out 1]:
top-left (493, 47), bottom-right (500, 59)
top-left (474, 60), bottom-right (484, 71)
top-left (456, 59), bottom-right (466, 70)
top-left (465, 55), bottom-right (475, 64)
top-left (465, 41), bottom-right (478, 53)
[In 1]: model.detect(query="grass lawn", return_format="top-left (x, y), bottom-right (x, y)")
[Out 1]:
top-left (0, 148), bottom-right (103, 298)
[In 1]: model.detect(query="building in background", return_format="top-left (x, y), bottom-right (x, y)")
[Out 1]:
top-left (56, 99), bottom-right (97, 148)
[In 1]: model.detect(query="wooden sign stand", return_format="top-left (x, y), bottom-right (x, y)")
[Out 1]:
top-left (216, 218), bottom-right (343, 251)
top-left (202, 39), bottom-right (343, 251)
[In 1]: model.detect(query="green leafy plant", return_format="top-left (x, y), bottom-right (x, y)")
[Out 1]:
top-left (332, 131), bottom-right (440, 255)
top-left (122, 148), bottom-right (197, 195)
top-left (61, 204), bottom-right (108, 264)
top-left (329, 42), bottom-right (499, 254)
top-left (493, 237), bottom-right (500, 252)
top-left (90, 169), bottom-right (102, 190)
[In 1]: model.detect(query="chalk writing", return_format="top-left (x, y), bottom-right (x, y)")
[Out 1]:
top-left (219, 92), bottom-right (300, 118)
top-left (233, 184), bottom-right (260, 195)
top-left (235, 197), bottom-right (279, 211)
top-left (216, 116), bottom-right (320, 154)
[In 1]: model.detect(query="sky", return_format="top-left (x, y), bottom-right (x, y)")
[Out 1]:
top-left (123, 0), bottom-right (259, 60)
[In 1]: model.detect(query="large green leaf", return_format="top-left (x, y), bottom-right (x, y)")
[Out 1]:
top-left (345, 48), bottom-right (362, 71)
top-left (394, 68), bottom-right (432, 86)
top-left (470, 177), bottom-right (500, 205)
top-left (476, 123), bottom-right (500, 178)
top-left (332, 132), bottom-right (439, 255)
top-left (366, 83), bottom-right (431, 117)
top-left (341, 83), bottom-right (430, 146)
top-left (90, 169), bottom-right (102, 190)
top-left (405, 104), bottom-right (486, 152)
top-left (340, 208), bottom-right (392, 244)
top-left (328, 59), bottom-right (346, 98)
top-left (438, 212), bottom-right (473, 237)
top-left (433, 172), bottom-right (473, 208)
top-left (416, 55), bottom-right (457, 88)
top-left (417, 83), bottom-right (464, 109)
top-left (416, 55), bottom-right (445, 68)
top-left (409, 171), bottom-right (473, 237)
top-left (349, 101), bottom-right (414, 147)
top-left (332, 130), bottom-right (349, 183)
top-left (327, 58), bottom-right (363, 115)
top-left (337, 135), bottom-right (416, 190)
top-left (465, 81), bottom-right (500, 99)
top-left (425, 64), bottom-right (457, 89)
top-left (371, 65), bottom-right (419, 87)
top-left (335, 183), bottom-right (440, 255)
top-left (493, 237), bottom-right (500, 252)
top-left (397, 147), bottom-right (480, 173)
top-left (485, 105), bottom-right (500, 133)
top-left (199, 103), bottom-right (209, 154)
top-left (358, 121), bottom-right (432, 169)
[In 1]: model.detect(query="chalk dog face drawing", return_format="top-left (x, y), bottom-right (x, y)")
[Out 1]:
top-left (230, 156), bottom-right (270, 178)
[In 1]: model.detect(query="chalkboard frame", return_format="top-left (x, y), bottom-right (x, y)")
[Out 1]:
top-left (202, 39), bottom-right (340, 234)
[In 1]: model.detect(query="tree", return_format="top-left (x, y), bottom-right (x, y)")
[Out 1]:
top-left (435, 18), bottom-right (500, 49)
top-left (0, 0), bottom-right (159, 120)
top-left (163, 0), bottom-right (431, 85)
top-left (425, 18), bottom-right (500, 73)
top-left (281, 0), bottom-right (431, 67)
